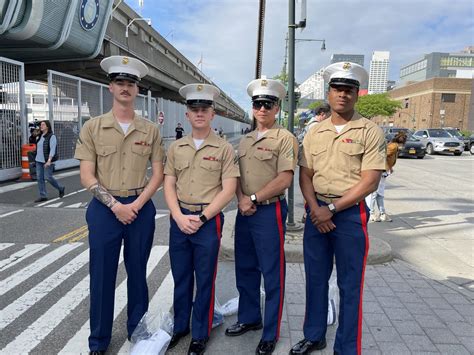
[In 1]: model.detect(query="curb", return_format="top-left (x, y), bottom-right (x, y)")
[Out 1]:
top-left (219, 209), bottom-right (393, 265)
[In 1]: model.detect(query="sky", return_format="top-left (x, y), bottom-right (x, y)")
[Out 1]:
top-left (125, 0), bottom-right (473, 108)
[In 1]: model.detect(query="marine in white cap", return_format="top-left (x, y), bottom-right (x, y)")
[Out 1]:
top-left (225, 76), bottom-right (298, 355)
top-left (100, 55), bottom-right (149, 82)
top-left (74, 55), bottom-right (164, 354)
top-left (163, 82), bottom-right (238, 354)
top-left (292, 63), bottom-right (386, 355)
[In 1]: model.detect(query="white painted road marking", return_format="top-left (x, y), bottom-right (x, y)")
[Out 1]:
top-left (0, 243), bottom-right (82, 296)
top-left (0, 209), bottom-right (24, 218)
top-left (0, 243), bottom-right (14, 251)
top-left (0, 243), bottom-right (48, 271)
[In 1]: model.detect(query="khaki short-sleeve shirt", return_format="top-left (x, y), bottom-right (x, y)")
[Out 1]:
top-left (238, 123), bottom-right (298, 196)
top-left (74, 111), bottom-right (164, 190)
top-left (164, 132), bottom-right (240, 204)
top-left (299, 112), bottom-right (386, 196)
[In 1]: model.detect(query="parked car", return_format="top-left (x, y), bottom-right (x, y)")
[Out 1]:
top-left (469, 135), bottom-right (474, 155)
top-left (413, 129), bottom-right (464, 156)
top-left (385, 133), bottom-right (426, 159)
top-left (443, 128), bottom-right (470, 151)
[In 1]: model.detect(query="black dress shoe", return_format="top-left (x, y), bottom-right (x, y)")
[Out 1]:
top-left (34, 197), bottom-right (48, 203)
top-left (256, 339), bottom-right (277, 354)
top-left (59, 187), bottom-right (65, 198)
top-left (289, 338), bottom-right (327, 354)
top-left (225, 322), bottom-right (263, 337)
top-left (168, 330), bottom-right (190, 349)
top-left (89, 351), bottom-right (105, 355)
top-left (187, 338), bottom-right (207, 355)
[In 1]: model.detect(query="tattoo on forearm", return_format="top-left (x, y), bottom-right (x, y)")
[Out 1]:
top-left (89, 183), bottom-right (117, 208)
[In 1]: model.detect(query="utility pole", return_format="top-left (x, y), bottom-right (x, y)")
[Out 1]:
top-left (253, 0), bottom-right (266, 130)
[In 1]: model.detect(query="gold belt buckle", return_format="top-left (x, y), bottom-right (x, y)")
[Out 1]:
top-left (119, 189), bottom-right (129, 197)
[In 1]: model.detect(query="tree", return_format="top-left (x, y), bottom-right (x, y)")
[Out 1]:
top-left (355, 93), bottom-right (402, 119)
top-left (307, 101), bottom-right (324, 111)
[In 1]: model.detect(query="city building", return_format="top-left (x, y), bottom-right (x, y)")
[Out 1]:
top-left (399, 47), bottom-right (474, 85)
top-left (371, 77), bottom-right (473, 131)
top-left (330, 54), bottom-right (364, 67)
top-left (368, 51), bottom-right (390, 94)
top-left (298, 68), bottom-right (325, 100)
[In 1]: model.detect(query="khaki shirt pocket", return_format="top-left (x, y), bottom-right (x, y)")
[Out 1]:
top-left (175, 159), bottom-right (190, 176)
top-left (253, 149), bottom-right (275, 176)
top-left (97, 145), bottom-right (117, 172)
top-left (200, 160), bottom-right (221, 186)
top-left (339, 143), bottom-right (364, 174)
top-left (310, 146), bottom-right (327, 172)
top-left (131, 144), bottom-right (152, 171)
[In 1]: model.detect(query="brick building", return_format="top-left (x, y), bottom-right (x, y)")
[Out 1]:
top-left (372, 78), bottom-right (473, 131)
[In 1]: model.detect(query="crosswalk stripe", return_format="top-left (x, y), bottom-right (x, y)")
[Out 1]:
top-left (0, 249), bottom-right (89, 331)
top-left (155, 213), bottom-right (168, 220)
top-left (0, 243), bottom-right (15, 251)
top-left (0, 209), bottom-right (24, 218)
top-left (0, 243), bottom-right (82, 296)
top-left (65, 203), bottom-right (83, 208)
top-left (117, 270), bottom-right (175, 354)
top-left (45, 202), bottom-right (64, 208)
top-left (0, 243), bottom-right (49, 271)
top-left (58, 246), bottom-right (169, 354)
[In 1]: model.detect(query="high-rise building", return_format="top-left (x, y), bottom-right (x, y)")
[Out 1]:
top-left (330, 54), bottom-right (364, 67)
top-left (399, 49), bottom-right (474, 85)
top-left (368, 51), bottom-right (390, 94)
top-left (298, 68), bottom-right (325, 100)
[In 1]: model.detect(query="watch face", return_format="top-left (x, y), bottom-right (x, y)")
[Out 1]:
top-left (80, 0), bottom-right (100, 31)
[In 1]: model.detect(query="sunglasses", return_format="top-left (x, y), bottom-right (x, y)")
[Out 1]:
top-left (252, 101), bottom-right (276, 110)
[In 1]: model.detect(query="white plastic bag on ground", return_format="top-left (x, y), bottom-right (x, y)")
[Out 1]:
top-left (130, 312), bottom-right (173, 355)
top-left (220, 296), bottom-right (239, 316)
top-left (327, 277), bottom-right (339, 325)
top-left (212, 296), bottom-right (225, 328)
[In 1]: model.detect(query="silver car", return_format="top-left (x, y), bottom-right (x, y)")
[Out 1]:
top-left (413, 129), bottom-right (464, 156)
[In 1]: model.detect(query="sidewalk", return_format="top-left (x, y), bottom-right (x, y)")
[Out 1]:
top-left (171, 170), bottom-right (473, 354)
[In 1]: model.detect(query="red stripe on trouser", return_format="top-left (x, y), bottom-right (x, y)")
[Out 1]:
top-left (275, 200), bottom-right (285, 341)
top-left (357, 202), bottom-right (370, 355)
top-left (207, 214), bottom-right (222, 336)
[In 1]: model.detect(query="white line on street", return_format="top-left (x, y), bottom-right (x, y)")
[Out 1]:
top-left (0, 249), bottom-right (89, 331)
top-left (45, 202), bottom-right (64, 208)
top-left (155, 213), bottom-right (168, 220)
top-left (0, 244), bottom-right (48, 272)
top-left (0, 243), bottom-right (14, 251)
top-left (36, 188), bottom-right (87, 207)
top-left (0, 209), bottom-right (24, 218)
top-left (117, 270), bottom-right (174, 354)
top-left (0, 170), bottom-right (80, 194)
top-left (65, 203), bottom-right (83, 208)
top-left (58, 246), bottom-right (168, 354)
top-left (0, 243), bottom-right (82, 296)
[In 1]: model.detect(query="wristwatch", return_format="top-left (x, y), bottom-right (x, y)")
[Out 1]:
top-left (328, 203), bottom-right (337, 215)
top-left (250, 194), bottom-right (258, 204)
top-left (199, 213), bottom-right (208, 223)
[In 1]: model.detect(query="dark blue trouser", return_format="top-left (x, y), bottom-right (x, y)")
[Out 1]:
top-left (303, 200), bottom-right (369, 355)
top-left (169, 208), bottom-right (223, 340)
top-left (234, 199), bottom-right (287, 341)
top-left (86, 196), bottom-right (156, 351)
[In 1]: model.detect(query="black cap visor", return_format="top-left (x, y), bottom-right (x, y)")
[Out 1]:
top-left (109, 72), bottom-right (140, 83)
top-left (252, 94), bottom-right (279, 102)
top-left (329, 78), bottom-right (360, 88)
top-left (186, 99), bottom-right (214, 108)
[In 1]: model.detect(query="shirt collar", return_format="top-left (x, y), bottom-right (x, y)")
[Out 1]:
top-left (317, 111), bottom-right (365, 134)
top-left (101, 110), bottom-right (148, 134)
top-left (177, 130), bottom-right (221, 150)
top-left (247, 121), bottom-right (283, 142)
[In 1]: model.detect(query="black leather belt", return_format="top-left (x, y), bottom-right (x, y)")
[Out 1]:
top-left (316, 193), bottom-right (341, 204)
top-left (178, 200), bottom-right (209, 212)
top-left (256, 194), bottom-right (286, 205)
top-left (109, 187), bottom-right (145, 198)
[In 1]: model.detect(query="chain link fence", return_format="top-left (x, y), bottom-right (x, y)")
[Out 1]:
top-left (0, 57), bottom-right (26, 181)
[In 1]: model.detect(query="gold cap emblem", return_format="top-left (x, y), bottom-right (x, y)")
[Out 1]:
top-left (342, 62), bottom-right (351, 70)
top-left (122, 57), bottom-right (129, 65)
top-left (261, 79), bottom-right (268, 87)
top-left (197, 84), bottom-right (203, 91)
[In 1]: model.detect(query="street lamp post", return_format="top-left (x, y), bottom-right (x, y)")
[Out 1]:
top-left (125, 18), bottom-right (152, 38)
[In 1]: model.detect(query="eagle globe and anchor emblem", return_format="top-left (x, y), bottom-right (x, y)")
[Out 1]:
top-left (79, 0), bottom-right (100, 31)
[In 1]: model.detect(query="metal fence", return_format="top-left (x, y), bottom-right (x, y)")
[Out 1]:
top-left (0, 57), bottom-right (26, 181)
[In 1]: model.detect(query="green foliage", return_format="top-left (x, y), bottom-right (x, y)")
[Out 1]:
top-left (355, 93), bottom-right (402, 119)
top-left (460, 130), bottom-right (472, 137)
top-left (307, 101), bottom-right (324, 111)
top-left (273, 72), bottom-right (288, 84)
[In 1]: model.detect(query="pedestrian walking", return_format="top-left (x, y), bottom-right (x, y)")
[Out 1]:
top-left (368, 131), bottom-right (407, 222)
top-left (292, 62), bottom-right (386, 355)
top-left (74, 55), bottom-right (165, 355)
top-left (175, 122), bottom-right (185, 139)
top-left (34, 120), bottom-right (65, 202)
top-left (164, 83), bottom-right (239, 355)
top-left (225, 76), bottom-right (298, 355)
